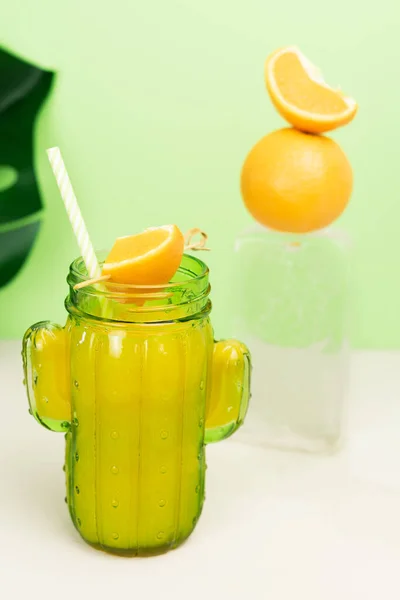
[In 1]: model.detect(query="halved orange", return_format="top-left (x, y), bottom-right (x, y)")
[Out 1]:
top-left (102, 224), bottom-right (184, 285)
top-left (265, 46), bottom-right (357, 134)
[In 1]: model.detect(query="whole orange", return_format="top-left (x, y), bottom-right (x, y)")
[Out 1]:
top-left (240, 128), bottom-right (353, 233)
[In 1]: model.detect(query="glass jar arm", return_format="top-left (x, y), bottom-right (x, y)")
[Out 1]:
top-left (22, 321), bottom-right (71, 432)
top-left (204, 339), bottom-right (251, 444)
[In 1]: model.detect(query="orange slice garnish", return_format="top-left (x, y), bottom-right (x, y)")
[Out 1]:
top-left (265, 46), bottom-right (357, 134)
top-left (102, 224), bottom-right (184, 285)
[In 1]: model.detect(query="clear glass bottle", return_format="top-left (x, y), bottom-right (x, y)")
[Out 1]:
top-left (232, 224), bottom-right (350, 454)
top-left (22, 253), bottom-right (251, 555)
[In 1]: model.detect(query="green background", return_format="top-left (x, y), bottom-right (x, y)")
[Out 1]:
top-left (0, 0), bottom-right (396, 347)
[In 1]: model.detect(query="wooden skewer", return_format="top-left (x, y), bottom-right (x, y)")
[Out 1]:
top-left (73, 274), bottom-right (110, 290)
top-left (73, 228), bottom-right (211, 290)
top-left (126, 292), bottom-right (174, 310)
top-left (184, 228), bottom-right (211, 251)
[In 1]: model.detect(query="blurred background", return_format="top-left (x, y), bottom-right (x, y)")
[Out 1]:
top-left (0, 0), bottom-right (395, 346)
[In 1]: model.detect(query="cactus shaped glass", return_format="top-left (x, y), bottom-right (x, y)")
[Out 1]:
top-left (22, 254), bottom-right (251, 556)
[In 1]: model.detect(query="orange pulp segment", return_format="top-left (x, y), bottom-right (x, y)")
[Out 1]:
top-left (102, 224), bottom-right (184, 285)
top-left (265, 46), bottom-right (357, 134)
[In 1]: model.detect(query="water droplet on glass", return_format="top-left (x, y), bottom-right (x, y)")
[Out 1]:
top-left (62, 464), bottom-right (66, 472)
top-left (33, 372), bottom-right (38, 386)
top-left (110, 430), bottom-right (119, 439)
top-left (158, 499), bottom-right (166, 507)
top-left (198, 418), bottom-right (204, 428)
top-left (112, 532), bottom-right (119, 540)
top-left (111, 465), bottom-right (119, 475)
top-left (75, 452), bottom-right (79, 462)
top-left (199, 380), bottom-right (205, 390)
top-left (74, 380), bottom-right (79, 389)
top-left (75, 485), bottom-right (80, 494)
top-left (160, 465), bottom-right (167, 474)
top-left (72, 417), bottom-right (79, 427)
top-left (195, 485), bottom-right (200, 494)
top-left (22, 378), bottom-right (26, 386)
top-left (77, 518), bottom-right (81, 527)
top-left (160, 430), bottom-right (169, 440)
top-left (64, 496), bottom-right (67, 504)
top-left (111, 499), bottom-right (119, 508)
top-left (28, 408), bottom-right (33, 416)
top-left (156, 531), bottom-right (164, 540)
top-left (43, 396), bottom-right (49, 404)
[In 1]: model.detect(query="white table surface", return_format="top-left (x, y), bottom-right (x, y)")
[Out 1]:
top-left (1, 340), bottom-right (400, 599)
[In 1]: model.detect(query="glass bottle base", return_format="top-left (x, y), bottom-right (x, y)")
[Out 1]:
top-left (234, 335), bottom-right (349, 455)
top-left (237, 422), bottom-right (344, 455)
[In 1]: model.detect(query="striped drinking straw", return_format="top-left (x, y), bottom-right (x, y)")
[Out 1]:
top-left (46, 147), bottom-right (101, 280)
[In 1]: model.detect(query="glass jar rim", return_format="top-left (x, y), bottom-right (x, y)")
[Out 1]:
top-left (65, 252), bottom-right (211, 323)
top-left (68, 251), bottom-right (209, 291)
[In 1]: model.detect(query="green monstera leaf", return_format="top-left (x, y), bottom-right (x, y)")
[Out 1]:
top-left (0, 47), bottom-right (53, 288)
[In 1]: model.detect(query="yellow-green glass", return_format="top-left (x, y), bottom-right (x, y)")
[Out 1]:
top-left (23, 254), bottom-right (251, 555)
